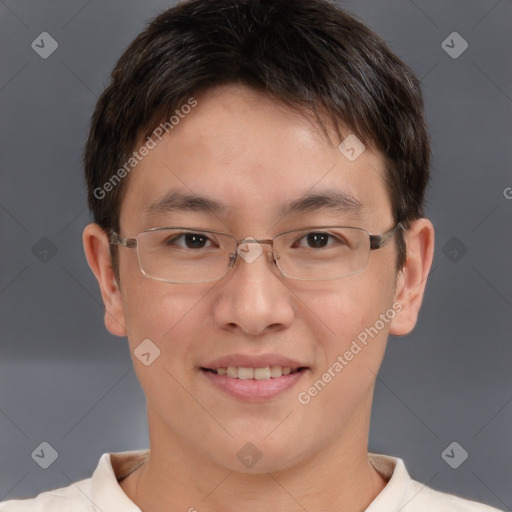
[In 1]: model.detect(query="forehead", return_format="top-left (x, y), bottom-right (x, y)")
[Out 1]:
top-left (119, 84), bottom-right (392, 233)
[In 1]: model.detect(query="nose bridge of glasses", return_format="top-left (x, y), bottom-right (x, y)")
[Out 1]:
top-left (231, 238), bottom-right (276, 266)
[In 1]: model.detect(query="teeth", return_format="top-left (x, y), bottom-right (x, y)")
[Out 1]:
top-left (213, 366), bottom-right (299, 380)
top-left (238, 367), bottom-right (254, 380)
top-left (226, 366), bottom-right (238, 378)
top-left (254, 367), bottom-right (270, 380)
top-left (270, 366), bottom-right (283, 378)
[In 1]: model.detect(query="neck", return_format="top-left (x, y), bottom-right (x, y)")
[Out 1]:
top-left (122, 402), bottom-right (388, 512)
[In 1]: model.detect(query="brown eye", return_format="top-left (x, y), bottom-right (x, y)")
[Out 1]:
top-left (164, 232), bottom-right (215, 249)
top-left (292, 231), bottom-right (344, 249)
top-left (305, 232), bottom-right (329, 248)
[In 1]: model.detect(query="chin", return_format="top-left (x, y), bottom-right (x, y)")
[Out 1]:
top-left (210, 441), bottom-right (310, 474)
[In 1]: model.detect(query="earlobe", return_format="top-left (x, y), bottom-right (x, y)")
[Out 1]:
top-left (82, 223), bottom-right (127, 337)
top-left (389, 218), bottom-right (435, 337)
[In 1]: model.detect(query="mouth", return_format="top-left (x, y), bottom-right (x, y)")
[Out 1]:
top-left (200, 365), bottom-right (309, 401)
top-left (200, 365), bottom-right (307, 380)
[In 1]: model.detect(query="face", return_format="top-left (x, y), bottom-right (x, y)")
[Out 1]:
top-left (84, 84), bottom-right (432, 474)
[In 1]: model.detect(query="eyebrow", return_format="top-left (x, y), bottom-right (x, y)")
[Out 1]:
top-left (143, 189), bottom-right (364, 221)
top-left (143, 191), bottom-right (227, 219)
top-left (278, 189), bottom-right (364, 218)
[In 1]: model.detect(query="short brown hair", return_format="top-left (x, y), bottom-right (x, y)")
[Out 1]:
top-left (84, 0), bottom-right (431, 278)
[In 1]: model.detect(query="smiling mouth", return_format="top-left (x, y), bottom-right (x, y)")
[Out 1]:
top-left (201, 366), bottom-right (308, 380)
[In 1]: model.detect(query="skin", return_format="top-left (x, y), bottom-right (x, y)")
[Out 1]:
top-left (83, 84), bottom-right (434, 512)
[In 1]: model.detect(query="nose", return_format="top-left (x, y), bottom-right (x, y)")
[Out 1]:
top-left (212, 240), bottom-right (295, 336)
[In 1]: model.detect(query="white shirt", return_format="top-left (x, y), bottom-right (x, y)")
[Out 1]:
top-left (0, 450), bottom-right (503, 511)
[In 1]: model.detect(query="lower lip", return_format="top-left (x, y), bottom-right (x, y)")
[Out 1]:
top-left (201, 368), bottom-right (308, 401)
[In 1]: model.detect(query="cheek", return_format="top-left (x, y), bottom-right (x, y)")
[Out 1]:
top-left (297, 282), bottom-right (394, 418)
top-left (121, 278), bottom-right (216, 358)
top-left (300, 272), bottom-right (396, 377)
top-left (305, 277), bottom-right (392, 341)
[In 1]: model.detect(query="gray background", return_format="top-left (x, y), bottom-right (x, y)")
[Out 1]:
top-left (0, 0), bottom-right (511, 509)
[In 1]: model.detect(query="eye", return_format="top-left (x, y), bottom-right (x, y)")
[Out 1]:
top-left (292, 231), bottom-right (345, 249)
top-left (164, 232), bottom-right (217, 249)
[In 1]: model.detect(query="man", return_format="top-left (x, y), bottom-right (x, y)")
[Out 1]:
top-left (0, 0), bottom-right (503, 510)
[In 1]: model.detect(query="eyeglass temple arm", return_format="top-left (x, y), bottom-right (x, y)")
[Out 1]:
top-left (369, 222), bottom-right (402, 250)
top-left (108, 230), bottom-right (137, 249)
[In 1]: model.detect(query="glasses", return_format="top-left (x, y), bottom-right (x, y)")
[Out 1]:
top-left (109, 223), bottom-right (402, 283)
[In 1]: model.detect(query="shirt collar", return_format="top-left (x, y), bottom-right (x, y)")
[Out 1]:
top-left (90, 449), bottom-right (149, 511)
top-left (89, 450), bottom-right (410, 511)
top-left (366, 453), bottom-right (412, 510)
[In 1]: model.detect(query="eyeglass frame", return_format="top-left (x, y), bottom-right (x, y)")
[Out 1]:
top-left (108, 222), bottom-right (403, 283)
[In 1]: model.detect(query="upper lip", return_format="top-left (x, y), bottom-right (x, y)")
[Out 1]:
top-left (202, 353), bottom-right (308, 370)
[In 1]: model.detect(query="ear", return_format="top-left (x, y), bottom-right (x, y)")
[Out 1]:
top-left (390, 218), bottom-right (435, 336)
top-left (82, 223), bottom-right (127, 337)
